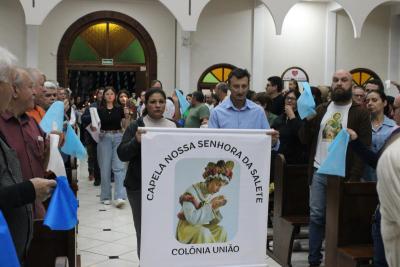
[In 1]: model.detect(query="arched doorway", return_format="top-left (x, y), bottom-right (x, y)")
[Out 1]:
top-left (57, 11), bottom-right (157, 99)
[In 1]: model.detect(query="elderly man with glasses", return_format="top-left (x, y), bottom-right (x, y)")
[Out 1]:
top-left (0, 46), bottom-right (56, 265)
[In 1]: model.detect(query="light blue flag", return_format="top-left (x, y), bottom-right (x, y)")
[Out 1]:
top-left (61, 124), bottom-right (87, 160)
top-left (0, 210), bottom-right (20, 267)
top-left (297, 82), bottom-right (316, 119)
top-left (44, 176), bottom-right (78, 231)
top-left (175, 89), bottom-right (190, 115)
top-left (39, 101), bottom-right (65, 133)
top-left (317, 129), bottom-right (350, 177)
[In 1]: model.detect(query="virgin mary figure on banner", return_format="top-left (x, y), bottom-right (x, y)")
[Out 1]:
top-left (176, 160), bottom-right (234, 244)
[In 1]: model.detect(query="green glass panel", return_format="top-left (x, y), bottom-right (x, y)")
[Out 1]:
top-left (203, 72), bottom-right (219, 83)
top-left (69, 36), bottom-right (98, 61)
top-left (116, 39), bottom-right (145, 63)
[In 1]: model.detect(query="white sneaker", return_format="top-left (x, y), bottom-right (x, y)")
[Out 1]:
top-left (114, 199), bottom-right (126, 208)
top-left (102, 200), bottom-right (111, 205)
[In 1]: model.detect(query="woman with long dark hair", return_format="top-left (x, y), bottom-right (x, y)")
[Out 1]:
top-left (117, 88), bottom-right (176, 258)
top-left (97, 86), bottom-right (130, 207)
top-left (348, 90), bottom-right (396, 267)
top-left (272, 90), bottom-right (308, 164)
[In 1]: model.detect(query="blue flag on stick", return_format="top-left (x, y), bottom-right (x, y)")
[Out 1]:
top-left (0, 210), bottom-right (20, 267)
top-left (175, 89), bottom-right (190, 115)
top-left (44, 176), bottom-right (78, 230)
top-left (297, 82), bottom-right (316, 119)
top-left (61, 124), bottom-right (87, 160)
top-left (39, 101), bottom-right (65, 133)
top-left (317, 129), bottom-right (350, 177)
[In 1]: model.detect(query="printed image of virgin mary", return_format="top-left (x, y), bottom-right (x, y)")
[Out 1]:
top-left (176, 160), bottom-right (234, 244)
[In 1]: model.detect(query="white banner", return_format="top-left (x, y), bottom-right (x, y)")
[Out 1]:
top-left (141, 128), bottom-right (271, 267)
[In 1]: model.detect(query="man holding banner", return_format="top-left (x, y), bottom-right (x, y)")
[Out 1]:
top-left (299, 69), bottom-right (371, 267)
top-left (208, 68), bottom-right (279, 146)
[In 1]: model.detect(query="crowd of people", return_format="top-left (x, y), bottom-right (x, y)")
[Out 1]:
top-left (1, 43), bottom-right (400, 267)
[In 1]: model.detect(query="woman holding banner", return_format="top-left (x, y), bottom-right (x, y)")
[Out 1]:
top-left (117, 87), bottom-right (177, 257)
top-left (176, 160), bottom-right (233, 244)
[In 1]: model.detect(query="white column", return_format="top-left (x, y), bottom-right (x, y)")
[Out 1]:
top-left (175, 23), bottom-right (192, 94)
top-left (324, 8), bottom-right (337, 84)
top-left (251, 2), bottom-right (266, 92)
top-left (26, 24), bottom-right (40, 68)
top-left (387, 11), bottom-right (400, 96)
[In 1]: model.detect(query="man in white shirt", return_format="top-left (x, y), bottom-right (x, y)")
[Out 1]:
top-left (299, 70), bottom-right (371, 267)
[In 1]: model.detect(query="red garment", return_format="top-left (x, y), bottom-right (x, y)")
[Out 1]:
top-left (0, 111), bottom-right (47, 218)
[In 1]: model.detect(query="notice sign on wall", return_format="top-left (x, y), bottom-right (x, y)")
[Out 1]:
top-left (140, 128), bottom-right (271, 267)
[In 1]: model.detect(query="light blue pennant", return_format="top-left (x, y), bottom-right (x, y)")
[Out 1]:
top-left (61, 123), bottom-right (87, 160)
top-left (39, 101), bottom-right (65, 133)
top-left (297, 82), bottom-right (316, 119)
top-left (317, 128), bottom-right (350, 177)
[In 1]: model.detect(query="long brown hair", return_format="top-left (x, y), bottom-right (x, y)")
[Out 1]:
top-left (100, 86), bottom-right (118, 108)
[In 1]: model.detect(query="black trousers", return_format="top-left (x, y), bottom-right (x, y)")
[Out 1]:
top-left (127, 189), bottom-right (141, 258)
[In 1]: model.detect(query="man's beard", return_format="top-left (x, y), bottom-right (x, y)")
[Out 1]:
top-left (331, 87), bottom-right (352, 102)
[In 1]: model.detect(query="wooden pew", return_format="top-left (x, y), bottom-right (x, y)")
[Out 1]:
top-left (26, 162), bottom-right (79, 267)
top-left (26, 220), bottom-right (77, 267)
top-left (325, 176), bottom-right (378, 267)
top-left (267, 154), bottom-right (309, 267)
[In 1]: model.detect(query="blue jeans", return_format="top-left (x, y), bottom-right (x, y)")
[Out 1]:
top-left (97, 132), bottom-right (127, 201)
top-left (372, 206), bottom-right (388, 267)
top-left (308, 171), bottom-right (328, 266)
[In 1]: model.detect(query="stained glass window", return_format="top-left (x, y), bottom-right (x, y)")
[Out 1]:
top-left (69, 22), bottom-right (145, 64)
top-left (350, 68), bottom-right (381, 87)
top-left (198, 64), bottom-right (236, 90)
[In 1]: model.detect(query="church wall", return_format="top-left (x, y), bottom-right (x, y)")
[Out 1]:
top-left (0, 0), bottom-right (26, 65)
top-left (263, 2), bottom-right (327, 88)
top-left (38, 0), bottom-right (176, 92)
top-left (190, 0), bottom-right (254, 91)
top-left (336, 6), bottom-right (390, 85)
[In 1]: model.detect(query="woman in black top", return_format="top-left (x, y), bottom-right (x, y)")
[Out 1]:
top-left (272, 90), bottom-right (308, 164)
top-left (97, 86), bottom-right (130, 207)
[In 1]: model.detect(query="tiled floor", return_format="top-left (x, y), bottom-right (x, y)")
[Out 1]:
top-left (77, 159), bottom-right (139, 267)
top-left (77, 158), bottom-right (309, 267)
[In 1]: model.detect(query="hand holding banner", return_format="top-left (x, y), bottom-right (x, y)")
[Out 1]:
top-left (297, 82), bottom-right (316, 119)
top-left (317, 128), bottom-right (350, 177)
top-left (44, 176), bottom-right (78, 230)
top-left (0, 211), bottom-right (20, 267)
top-left (39, 101), bottom-right (65, 133)
top-left (86, 107), bottom-right (100, 142)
